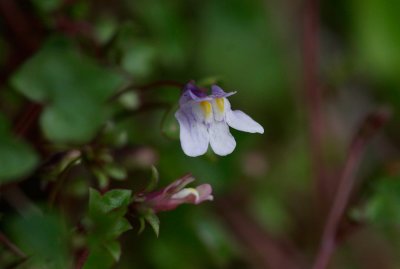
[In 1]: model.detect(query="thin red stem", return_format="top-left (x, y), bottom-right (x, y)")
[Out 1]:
top-left (312, 110), bottom-right (390, 269)
top-left (0, 231), bottom-right (27, 259)
top-left (302, 0), bottom-right (329, 201)
top-left (75, 248), bottom-right (89, 269)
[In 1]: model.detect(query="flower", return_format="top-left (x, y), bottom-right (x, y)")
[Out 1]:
top-left (175, 82), bottom-right (264, 157)
top-left (135, 174), bottom-right (213, 213)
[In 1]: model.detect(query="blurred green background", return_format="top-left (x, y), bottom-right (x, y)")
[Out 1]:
top-left (1, 0), bottom-right (400, 268)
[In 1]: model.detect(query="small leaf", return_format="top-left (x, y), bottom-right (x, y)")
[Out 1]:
top-left (89, 188), bottom-right (132, 214)
top-left (144, 211), bottom-right (160, 237)
top-left (365, 177), bottom-right (400, 225)
top-left (92, 168), bottom-right (109, 190)
top-left (102, 189), bottom-right (132, 212)
top-left (118, 92), bottom-right (139, 110)
top-left (197, 76), bottom-right (221, 87)
top-left (109, 218), bottom-right (132, 238)
top-left (88, 188), bottom-right (103, 214)
top-left (144, 165), bottom-right (159, 192)
top-left (0, 114), bottom-right (39, 183)
top-left (104, 164), bottom-right (127, 181)
top-left (138, 218), bottom-right (146, 234)
top-left (105, 240), bottom-right (121, 262)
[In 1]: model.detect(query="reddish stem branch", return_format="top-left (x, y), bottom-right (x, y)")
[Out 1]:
top-left (216, 197), bottom-right (302, 269)
top-left (110, 80), bottom-right (184, 102)
top-left (74, 248), bottom-right (89, 269)
top-left (312, 110), bottom-right (390, 269)
top-left (12, 103), bottom-right (42, 138)
top-left (302, 0), bottom-right (329, 201)
top-left (0, 231), bottom-right (27, 259)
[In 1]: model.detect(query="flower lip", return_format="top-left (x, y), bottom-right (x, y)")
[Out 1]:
top-left (211, 85), bottom-right (236, 98)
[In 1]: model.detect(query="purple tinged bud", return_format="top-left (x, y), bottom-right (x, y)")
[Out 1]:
top-left (135, 174), bottom-right (213, 213)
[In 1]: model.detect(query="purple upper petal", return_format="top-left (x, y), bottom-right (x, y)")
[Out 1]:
top-left (180, 82), bottom-right (211, 105)
top-left (163, 174), bottom-right (195, 195)
top-left (211, 85), bottom-right (236, 98)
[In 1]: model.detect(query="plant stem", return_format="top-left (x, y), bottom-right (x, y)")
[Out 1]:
top-left (74, 248), bottom-right (89, 269)
top-left (302, 0), bottom-right (331, 204)
top-left (110, 80), bottom-right (184, 102)
top-left (0, 231), bottom-right (27, 259)
top-left (312, 110), bottom-right (390, 269)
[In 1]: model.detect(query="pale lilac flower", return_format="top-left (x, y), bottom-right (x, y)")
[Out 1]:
top-left (136, 174), bottom-right (213, 213)
top-left (175, 82), bottom-right (264, 157)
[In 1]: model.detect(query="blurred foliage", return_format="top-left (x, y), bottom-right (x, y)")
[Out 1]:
top-left (1, 0), bottom-right (400, 268)
top-left (365, 176), bottom-right (400, 225)
top-left (0, 114), bottom-right (38, 183)
top-left (7, 212), bottom-right (71, 268)
top-left (11, 37), bottom-right (123, 143)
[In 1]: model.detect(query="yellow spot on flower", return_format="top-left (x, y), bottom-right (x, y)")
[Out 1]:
top-left (200, 101), bottom-right (212, 118)
top-left (215, 98), bottom-right (224, 113)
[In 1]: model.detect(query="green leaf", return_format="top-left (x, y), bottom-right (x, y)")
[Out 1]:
top-left (144, 165), bottom-right (159, 192)
top-left (118, 91), bottom-right (140, 110)
top-left (365, 177), bottom-right (400, 225)
top-left (108, 218), bottom-right (132, 238)
top-left (104, 164), bottom-right (127, 181)
top-left (105, 240), bottom-right (121, 262)
top-left (11, 37), bottom-right (123, 143)
top-left (7, 212), bottom-right (71, 268)
top-left (102, 189), bottom-right (132, 212)
top-left (85, 188), bottom-right (132, 267)
top-left (40, 99), bottom-right (106, 143)
top-left (138, 217), bottom-right (146, 234)
top-left (83, 245), bottom-right (114, 269)
top-left (92, 168), bottom-right (110, 190)
top-left (352, 0), bottom-right (400, 81)
top-left (145, 211), bottom-right (160, 237)
top-left (121, 41), bottom-right (157, 79)
top-left (89, 188), bottom-right (132, 214)
top-left (0, 114), bottom-right (39, 183)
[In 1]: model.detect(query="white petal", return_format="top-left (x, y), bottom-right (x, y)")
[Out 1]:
top-left (209, 121), bottom-right (236, 156)
top-left (175, 109), bottom-right (209, 157)
top-left (171, 188), bottom-right (199, 203)
top-left (226, 108), bottom-right (264, 134)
